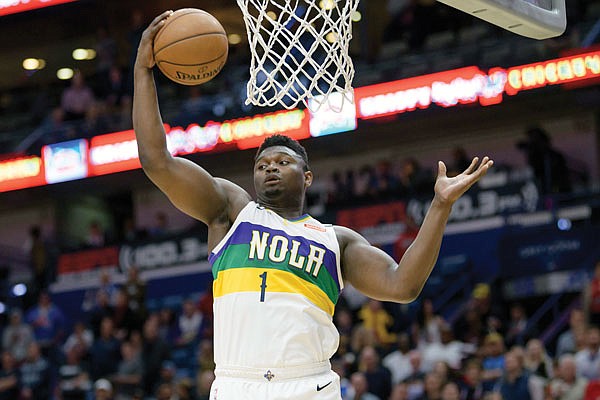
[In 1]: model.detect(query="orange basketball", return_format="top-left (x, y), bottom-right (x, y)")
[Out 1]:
top-left (153, 8), bottom-right (228, 85)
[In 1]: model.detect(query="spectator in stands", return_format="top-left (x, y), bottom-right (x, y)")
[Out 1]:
top-left (111, 340), bottom-right (143, 400)
top-left (149, 212), bottom-right (170, 237)
top-left (469, 283), bottom-right (504, 337)
top-left (390, 382), bottom-right (410, 400)
top-left (157, 308), bottom-right (178, 343)
top-left (574, 326), bottom-right (600, 381)
top-left (81, 101), bottom-right (110, 138)
top-left (422, 324), bottom-right (474, 372)
top-left (113, 288), bottom-right (140, 340)
top-left (141, 314), bottom-right (171, 395)
top-left (413, 298), bottom-right (445, 346)
top-left (89, 317), bottom-right (121, 381)
top-left (494, 349), bottom-right (545, 400)
top-left (458, 358), bottom-right (485, 400)
top-left (358, 299), bottom-right (397, 347)
top-left (359, 346), bottom-right (393, 400)
top-left (124, 265), bottom-right (146, 320)
top-left (62, 320), bottom-right (93, 359)
top-left (396, 157), bottom-right (433, 198)
top-left (0, 351), bottom-right (19, 400)
top-left (555, 308), bottom-right (586, 357)
top-left (89, 290), bottom-right (114, 338)
top-left (196, 370), bottom-right (215, 400)
top-left (19, 342), bottom-right (50, 400)
top-left (93, 378), bottom-right (114, 400)
top-left (453, 306), bottom-right (484, 347)
top-left (25, 291), bottom-right (66, 356)
top-left (157, 360), bottom-right (177, 391)
top-left (332, 357), bottom-right (355, 400)
top-left (516, 126), bottom-right (571, 195)
top-left (505, 303), bottom-right (532, 347)
top-left (441, 381), bottom-right (461, 400)
top-left (402, 350), bottom-right (426, 399)
top-left (416, 371), bottom-right (444, 400)
top-left (196, 339), bottom-right (216, 373)
top-left (24, 225), bottom-right (48, 295)
top-left (176, 298), bottom-right (203, 346)
top-left (85, 220), bottom-right (107, 248)
top-left (155, 382), bottom-right (175, 400)
top-left (2, 308), bottom-right (34, 363)
top-left (480, 333), bottom-right (505, 392)
top-left (94, 25), bottom-right (117, 87)
top-left (197, 284), bottom-right (214, 339)
top-left (57, 346), bottom-right (92, 400)
top-left (449, 147), bottom-right (472, 178)
top-left (103, 65), bottom-right (128, 109)
top-left (61, 70), bottom-right (96, 121)
top-left (547, 354), bottom-right (588, 400)
top-left (584, 261), bottom-right (600, 327)
top-left (351, 371), bottom-right (381, 400)
top-left (523, 338), bottom-right (554, 381)
top-left (393, 215), bottom-right (419, 261)
top-left (383, 333), bottom-right (413, 385)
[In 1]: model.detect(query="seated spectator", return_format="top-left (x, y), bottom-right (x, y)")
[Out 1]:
top-left (124, 265), bottom-right (146, 318)
top-left (62, 320), bottom-right (94, 359)
top-left (402, 350), bottom-right (427, 399)
top-left (480, 333), bottom-right (505, 392)
top-left (413, 298), bottom-right (445, 347)
top-left (523, 338), bottom-right (553, 381)
top-left (458, 358), bottom-right (485, 400)
top-left (421, 324), bottom-right (474, 372)
top-left (2, 308), bottom-right (34, 363)
top-left (555, 308), bottom-right (586, 357)
top-left (141, 314), bottom-right (171, 395)
top-left (93, 378), bottom-right (114, 400)
top-left (547, 354), bottom-right (588, 400)
top-left (196, 370), bottom-right (215, 400)
top-left (25, 291), bottom-right (66, 355)
top-left (112, 288), bottom-right (140, 340)
top-left (505, 303), bottom-right (533, 347)
top-left (155, 382), bottom-right (175, 400)
top-left (441, 381), bottom-right (461, 400)
top-left (351, 371), bottom-right (381, 400)
top-left (84, 220), bottom-right (107, 248)
top-left (57, 347), bottom-right (92, 400)
top-left (358, 299), bottom-right (397, 347)
top-left (390, 382), bottom-right (410, 400)
top-left (0, 351), bottom-right (19, 400)
top-left (416, 371), bottom-right (444, 400)
top-left (88, 290), bottom-right (115, 338)
top-left (89, 317), bottom-right (121, 381)
top-left (19, 342), bottom-right (50, 400)
top-left (574, 326), bottom-right (600, 381)
top-left (176, 299), bottom-right (203, 346)
top-left (494, 349), bottom-right (544, 400)
top-left (61, 70), bottom-right (96, 121)
top-left (111, 341), bottom-right (143, 399)
top-left (359, 346), bottom-right (393, 400)
top-left (383, 333), bottom-right (413, 385)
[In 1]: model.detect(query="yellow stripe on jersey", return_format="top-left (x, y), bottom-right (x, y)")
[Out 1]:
top-left (213, 267), bottom-right (335, 316)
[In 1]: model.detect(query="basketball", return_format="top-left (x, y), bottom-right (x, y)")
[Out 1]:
top-left (153, 8), bottom-right (228, 85)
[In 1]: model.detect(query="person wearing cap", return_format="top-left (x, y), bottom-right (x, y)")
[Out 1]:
top-left (481, 333), bottom-right (506, 392)
top-left (94, 378), bottom-right (114, 400)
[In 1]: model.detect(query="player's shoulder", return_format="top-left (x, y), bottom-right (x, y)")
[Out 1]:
top-left (333, 225), bottom-right (369, 249)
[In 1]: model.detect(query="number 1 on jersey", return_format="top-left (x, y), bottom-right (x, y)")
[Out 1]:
top-left (259, 271), bottom-right (268, 302)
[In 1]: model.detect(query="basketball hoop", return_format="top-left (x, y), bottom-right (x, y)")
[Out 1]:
top-left (237, 0), bottom-right (359, 112)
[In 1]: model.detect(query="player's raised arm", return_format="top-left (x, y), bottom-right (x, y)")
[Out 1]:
top-left (132, 11), bottom-right (250, 225)
top-left (338, 157), bottom-right (493, 303)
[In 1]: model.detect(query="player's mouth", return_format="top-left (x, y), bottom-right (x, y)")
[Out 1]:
top-left (265, 175), bottom-right (281, 185)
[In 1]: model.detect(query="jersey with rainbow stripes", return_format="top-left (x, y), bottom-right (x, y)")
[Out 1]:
top-left (209, 201), bottom-right (344, 370)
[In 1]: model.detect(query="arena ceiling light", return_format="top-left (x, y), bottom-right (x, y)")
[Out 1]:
top-left (11, 283), bottom-right (27, 297)
top-left (351, 11), bottom-right (362, 22)
top-left (228, 33), bottom-right (242, 45)
top-left (72, 48), bottom-right (97, 61)
top-left (22, 58), bottom-right (45, 70)
top-left (57, 67), bottom-right (74, 80)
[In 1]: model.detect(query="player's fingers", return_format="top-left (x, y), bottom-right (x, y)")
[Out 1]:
top-left (437, 161), bottom-right (447, 180)
top-left (463, 157), bottom-right (479, 175)
top-left (151, 10), bottom-right (173, 28)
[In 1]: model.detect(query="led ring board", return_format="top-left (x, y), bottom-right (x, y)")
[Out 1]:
top-left (437, 0), bottom-right (566, 40)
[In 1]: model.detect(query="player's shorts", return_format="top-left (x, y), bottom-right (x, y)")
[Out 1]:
top-left (210, 361), bottom-right (341, 400)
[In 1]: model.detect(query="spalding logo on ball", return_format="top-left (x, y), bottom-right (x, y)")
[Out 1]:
top-left (153, 8), bottom-right (228, 85)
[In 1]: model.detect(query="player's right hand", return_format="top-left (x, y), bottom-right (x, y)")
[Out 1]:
top-left (135, 10), bottom-right (173, 69)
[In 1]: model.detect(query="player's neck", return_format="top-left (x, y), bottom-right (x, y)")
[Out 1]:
top-left (258, 199), bottom-right (305, 220)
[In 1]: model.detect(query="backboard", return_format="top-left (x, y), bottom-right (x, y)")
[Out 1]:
top-left (437, 0), bottom-right (566, 40)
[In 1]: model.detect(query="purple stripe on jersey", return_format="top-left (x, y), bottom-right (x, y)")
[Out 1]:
top-left (210, 221), bottom-right (340, 290)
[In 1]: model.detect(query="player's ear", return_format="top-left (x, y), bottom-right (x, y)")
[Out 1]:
top-left (304, 170), bottom-right (313, 188)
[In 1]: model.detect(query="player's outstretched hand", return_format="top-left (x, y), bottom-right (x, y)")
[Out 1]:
top-left (434, 156), bottom-right (493, 205)
top-left (135, 10), bottom-right (174, 70)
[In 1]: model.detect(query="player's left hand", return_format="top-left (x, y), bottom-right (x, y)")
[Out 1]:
top-left (434, 156), bottom-right (493, 205)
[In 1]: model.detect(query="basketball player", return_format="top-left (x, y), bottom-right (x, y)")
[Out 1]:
top-left (133, 11), bottom-right (493, 400)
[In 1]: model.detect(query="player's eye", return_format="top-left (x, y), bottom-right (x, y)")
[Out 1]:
top-left (257, 164), bottom-right (267, 170)
top-left (279, 160), bottom-right (289, 165)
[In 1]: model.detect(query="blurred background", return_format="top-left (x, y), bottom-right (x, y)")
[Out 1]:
top-left (0, 0), bottom-right (599, 399)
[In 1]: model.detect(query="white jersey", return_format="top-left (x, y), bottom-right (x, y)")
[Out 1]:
top-left (209, 201), bottom-right (344, 372)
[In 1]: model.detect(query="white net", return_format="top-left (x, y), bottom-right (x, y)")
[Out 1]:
top-left (237, 0), bottom-right (359, 111)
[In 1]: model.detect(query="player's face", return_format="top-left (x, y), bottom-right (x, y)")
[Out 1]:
top-left (254, 146), bottom-right (312, 202)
